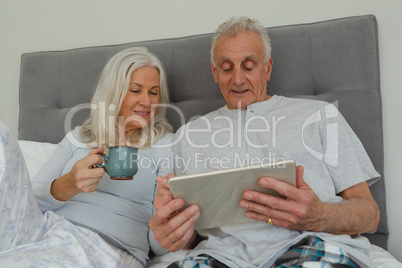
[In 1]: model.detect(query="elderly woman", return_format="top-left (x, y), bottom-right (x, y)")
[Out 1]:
top-left (0, 47), bottom-right (173, 267)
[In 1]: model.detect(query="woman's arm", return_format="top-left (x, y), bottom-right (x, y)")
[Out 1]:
top-left (32, 134), bottom-right (104, 211)
top-left (49, 147), bottom-right (105, 201)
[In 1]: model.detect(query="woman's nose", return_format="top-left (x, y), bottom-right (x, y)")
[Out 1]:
top-left (138, 93), bottom-right (151, 106)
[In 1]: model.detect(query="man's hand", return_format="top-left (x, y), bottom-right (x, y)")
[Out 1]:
top-left (239, 165), bottom-right (379, 236)
top-left (239, 166), bottom-right (326, 231)
top-left (149, 174), bottom-right (201, 252)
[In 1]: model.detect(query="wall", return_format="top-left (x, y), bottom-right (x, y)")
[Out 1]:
top-left (1, 0), bottom-right (401, 261)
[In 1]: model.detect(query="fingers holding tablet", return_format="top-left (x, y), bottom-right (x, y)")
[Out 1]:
top-left (150, 197), bottom-right (200, 251)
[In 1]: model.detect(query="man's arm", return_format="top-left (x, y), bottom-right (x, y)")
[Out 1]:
top-left (239, 165), bottom-right (380, 236)
top-left (327, 181), bottom-right (380, 235)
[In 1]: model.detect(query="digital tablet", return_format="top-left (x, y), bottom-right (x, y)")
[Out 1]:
top-left (168, 159), bottom-right (296, 230)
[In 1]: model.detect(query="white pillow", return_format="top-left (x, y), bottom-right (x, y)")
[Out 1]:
top-left (18, 140), bottom-right (58, 181)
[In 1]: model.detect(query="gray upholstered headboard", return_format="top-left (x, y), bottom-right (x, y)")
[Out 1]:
top-left (19, 15), bottom-right (387, 249)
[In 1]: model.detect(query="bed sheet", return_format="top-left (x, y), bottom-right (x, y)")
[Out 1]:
top-left (18, 140), bottom-right (402, 267)
top-left (370, 244), bottom-right (402, 267)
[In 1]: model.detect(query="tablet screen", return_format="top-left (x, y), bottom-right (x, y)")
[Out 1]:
top-left (168, 159), bottom-right (296, 230)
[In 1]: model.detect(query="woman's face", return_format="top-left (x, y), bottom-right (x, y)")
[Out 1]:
top-left (118, 65), bottom-right (160, 134)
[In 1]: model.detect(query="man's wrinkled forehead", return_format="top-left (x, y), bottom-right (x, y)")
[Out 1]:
top-left (213, 31), bottom-right (266, 63)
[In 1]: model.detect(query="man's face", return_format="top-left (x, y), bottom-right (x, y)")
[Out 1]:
top-left (211, 31), bottom-right (273, 110)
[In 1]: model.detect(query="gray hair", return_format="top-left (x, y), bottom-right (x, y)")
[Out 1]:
top-left (80, 47), bottom-right (172, 149)
top-left (210, 16), bottom-right (272, 66)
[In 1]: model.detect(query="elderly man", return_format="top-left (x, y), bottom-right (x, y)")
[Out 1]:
top-left (149, 16), bottom-right (380, 268)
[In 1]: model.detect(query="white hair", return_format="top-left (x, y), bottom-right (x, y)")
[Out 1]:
top-left (210, 16), bottom-right (272, 66)
top-left (80, 47), bottom-right (172, 149)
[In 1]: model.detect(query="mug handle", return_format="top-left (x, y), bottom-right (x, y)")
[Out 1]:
top-left (94, 153), bottom-right (108, 169)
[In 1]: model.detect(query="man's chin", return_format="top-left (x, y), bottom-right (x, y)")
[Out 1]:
top-left (226, 103), bottom-right (248, 110)
top-left (226, 98), bottom-right (251, 110)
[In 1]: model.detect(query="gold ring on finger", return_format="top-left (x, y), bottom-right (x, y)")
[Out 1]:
top-left (267, 218), bottom-right (273, 225)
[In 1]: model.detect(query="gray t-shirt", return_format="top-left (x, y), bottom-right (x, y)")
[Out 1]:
top-left (172, 95), bottom-right (380, 267)
top-left (33, 127), bottom-right (174, 266)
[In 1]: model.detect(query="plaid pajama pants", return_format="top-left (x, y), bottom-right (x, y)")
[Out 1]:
top-left (167, 236), bottom-right (360, 268)
top-left (273, 235), bottom-right (360, 268)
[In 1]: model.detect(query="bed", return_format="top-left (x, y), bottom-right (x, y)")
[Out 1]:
top-left (17, 15), bottom-right (401, 266)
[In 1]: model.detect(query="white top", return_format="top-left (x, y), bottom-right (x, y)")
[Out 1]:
top-left (33, 127), bottom-right (174, 265)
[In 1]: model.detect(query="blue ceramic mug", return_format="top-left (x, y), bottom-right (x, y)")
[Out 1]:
top-left (95, 146), bottom-right (138, 180)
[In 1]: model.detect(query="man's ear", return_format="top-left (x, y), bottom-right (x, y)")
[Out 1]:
top-left (211, 64), bottom-right (218, 83)
top-left (266, 58), bottom-right (273, 82)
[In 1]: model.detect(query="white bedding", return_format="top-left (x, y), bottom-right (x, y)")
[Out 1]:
top-left (17, 140), bottom-right (402, 267)
top-left (370, 244), bottom-right (402, 267)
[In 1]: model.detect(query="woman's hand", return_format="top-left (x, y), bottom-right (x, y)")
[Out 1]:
top-left (149, 174), bottom-right (201, 252)
top-left (50, 147), bottom-right (105, 201)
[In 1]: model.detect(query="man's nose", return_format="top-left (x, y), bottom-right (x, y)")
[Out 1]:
top-left (232, 68), bottom-right (246, 86)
